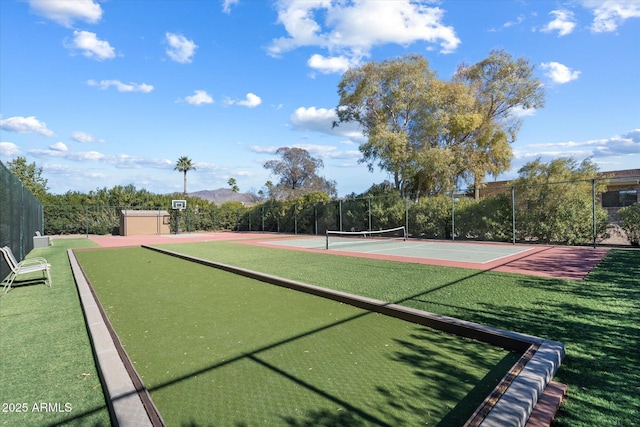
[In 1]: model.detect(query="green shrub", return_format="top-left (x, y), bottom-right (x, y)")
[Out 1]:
top-left (411, 195), bottom-right (452, 238)
top-left (456, 194), bottom-right (512, 241)
top-left (618, 203), bottom-right (640, 246)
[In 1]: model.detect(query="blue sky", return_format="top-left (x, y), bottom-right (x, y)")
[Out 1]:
top-left (1, 0), bottom-right (638, 197)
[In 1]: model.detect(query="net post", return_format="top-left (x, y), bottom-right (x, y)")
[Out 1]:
top-left (325, 230), bottom-right (329, 250)
top-left (511, 186), bottom-right (516, 245)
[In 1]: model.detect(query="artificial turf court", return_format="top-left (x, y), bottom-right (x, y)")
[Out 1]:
top-left (3, 235), bottom-right (638, 426)
top-left (74, 246), bottom-right (529, 426)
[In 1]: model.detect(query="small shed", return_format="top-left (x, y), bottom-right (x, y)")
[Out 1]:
top-left (120, 210), bottom-right (171, 236)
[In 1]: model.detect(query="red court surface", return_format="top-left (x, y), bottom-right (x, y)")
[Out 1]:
top-left (86, 231), bottom-right (266, 247)
top-left (81, 232), bottom-right (609, 281)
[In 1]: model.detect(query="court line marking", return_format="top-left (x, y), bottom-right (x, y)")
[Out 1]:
top-left (261, 238), bottom-right (536, 265)
top-left (354, 246), bottom-right (532, 264)
top-left (332, 241), bottom-right (535, 264)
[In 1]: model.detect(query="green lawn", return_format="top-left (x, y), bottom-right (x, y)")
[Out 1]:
top-left (3, 238), bottom-right (637, 427)
top-left (0, 239), bottom-right (111, 427)
top-left (75, 247), bottom-right (519, 426)
top-left (157, 241), bottom-right (640, 427)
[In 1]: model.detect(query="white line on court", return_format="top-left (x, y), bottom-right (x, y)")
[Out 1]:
top-left (335, 241), bottom-right (534, 264)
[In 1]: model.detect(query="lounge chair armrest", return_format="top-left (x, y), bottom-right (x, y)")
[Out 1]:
top-left (18, 258), bottom-right (50, 267)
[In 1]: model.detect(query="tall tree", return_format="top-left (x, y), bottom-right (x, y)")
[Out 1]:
top-left (227, 177), bottom-right (239, 193)
top-left (454, 49), bottom-right (545, 197)
top-left (335, 54), bottom-right (437, 196)
top-left (334, 51), bottom-right (544, 198)
top-left (174, 156), bottom-right (195, 196)
top-left (7, 156), bottom-right (49, 200)
top-left (263, 147), bottom-right (336, 199)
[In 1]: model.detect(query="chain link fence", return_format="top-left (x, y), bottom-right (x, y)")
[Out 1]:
top-left (1, 161), bottom-right (44, 280)
top-left (34, 175), bottom-right (639, 248)
top-left (236, 176), bottom-right (638, 247)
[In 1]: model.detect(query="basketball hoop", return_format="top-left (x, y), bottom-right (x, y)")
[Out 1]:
top-left (171, 200), bottom-right (187, 210)
top-left (171, 200), bottom-right (186, 234)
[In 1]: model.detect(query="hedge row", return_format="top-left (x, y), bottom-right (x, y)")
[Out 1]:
top-left (45, 192), bottom-right (619, 246)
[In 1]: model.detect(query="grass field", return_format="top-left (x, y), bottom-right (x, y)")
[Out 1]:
top-left (156, 241), bottom-right (640, 427)
top-left (2, 238), bottom-right (638, 426)
top-left (75, 247), bottom-right (520, 426)
top-left (0, 239), bottom-right (111, 427)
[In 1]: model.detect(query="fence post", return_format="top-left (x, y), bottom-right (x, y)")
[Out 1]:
top-left (314, 206), bottom-right (318, 236)
top-left (294, 204), bottom-right (298, 234)
top-left (405, 197), bottom-right (409, 238)
top-left (20, 185), bottom-right (25, 259)
top-left (339, 200), bottom-right (343, 231)
top-left (511, 186), bottom-right (516, 245)
top-left (85, 206), bottom-right (89, 237)
top-left (451, 188), bottom-right (455, 242)
top-left (592, 179), bottom-right (597, 248)
top-left (262, 206), bottom-right (265, 232)
top-left (368, 198), bottom-right (372, 231)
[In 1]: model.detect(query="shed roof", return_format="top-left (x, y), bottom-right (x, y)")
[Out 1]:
top-left (120, 210), bottom-right (170, 217)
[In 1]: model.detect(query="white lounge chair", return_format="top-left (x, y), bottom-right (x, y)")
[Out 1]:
top-left (1, 246), bottom-right (52, 293)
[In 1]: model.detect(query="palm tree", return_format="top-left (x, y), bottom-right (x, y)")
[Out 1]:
top-left (174, 156), bottom-right (195, 195)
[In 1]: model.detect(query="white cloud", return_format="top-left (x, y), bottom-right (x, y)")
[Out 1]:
top-left (290, 106), bottom-right (363, 140)
top-left (165, 32), bottom-right (197, 63)
top-left (582, 0), bottom-right (640, 33)
top-left (66, 30), bottom-right (116, 60)
top-left (27, 145), bottom-right (176, 170)
top-left (0, 116), bottom-right (55, 137)
top-left (0, 142), bottom-right (21, 157)
top-left (516, 129), bottom-right (640, 161)
top-left (87, 79), bottom-right (154, 93)
top-left (307, 54), bottom-right (353, 74)
top-left (249, 143), bottom-right (360, 161)
top-left (225, 93), bottom-right (262, 108)
top-left (50, 142), bottom-right (68, 152)
top-left (592, 129), bottom-right (640, 156)
top-left (509, 106), bottom-right (538, 119)
top-left (71, 131), bottom-right (101, 143)
top-left (249, 145), bottom-right (279, 154)
top-left (183, 90), bottom-right (214, 105)
top-left (236, 93), bottom-right (262, 108)
top-left (502, 14), bottom-right (526, 29)
top-left (29, 147), bottom-right (106, 161)
top-left (268, 0), bottom-right (460, 72)
top-left (222, 0), bottom-right (239, 14)
top-left (542, 10), bottom-right (576, 36)
top-left (290, 106), bottom-right (336, 133)
top-left (541, 62), bottom-right (581, 84)
top-left (28, 0), bottom-right (102, 28)
top-left (111, 154), bottom-right (172, 169)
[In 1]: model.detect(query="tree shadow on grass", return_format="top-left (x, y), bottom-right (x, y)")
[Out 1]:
top-left (281, 409), bottom-right (367, 427)
top-left (378, 328), bottom-right (521, 427)
top-left (85, 248), bottom-right (639, 426)
top-left (409, 249), bottom-right (640, 426)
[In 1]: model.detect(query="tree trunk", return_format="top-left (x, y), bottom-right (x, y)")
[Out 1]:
top-left (183, 171), bottom-right (187, 195)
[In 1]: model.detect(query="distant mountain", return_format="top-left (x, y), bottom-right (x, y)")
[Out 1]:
top-left (189, 188), bottom-right (262, 205)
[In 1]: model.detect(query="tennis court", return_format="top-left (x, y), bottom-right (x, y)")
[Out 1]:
top-left (249, 230), bottom-right (609, 280)
top-left (265, 235), bottom-right (533, 263)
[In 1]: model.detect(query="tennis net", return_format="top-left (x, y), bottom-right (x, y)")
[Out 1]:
top-left (325, 226), bottom-right (407, 250)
